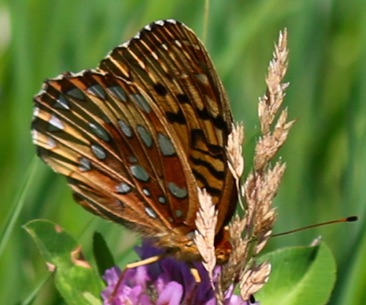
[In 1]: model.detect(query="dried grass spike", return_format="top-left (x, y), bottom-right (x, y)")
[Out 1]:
top-left (194, 188), bottom-right (217, 280)
top-left (239, 262), bottom-right (271, 301)
top-left (227, 122), bottom-right (245, 208)
top-left (227, 122), bottom-right (244, 180)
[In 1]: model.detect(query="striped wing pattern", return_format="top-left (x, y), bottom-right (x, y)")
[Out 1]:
top-left (32, 19), bottom-right (236, 259)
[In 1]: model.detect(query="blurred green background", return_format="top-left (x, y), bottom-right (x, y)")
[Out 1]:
top-left (0, 0), bottom-right (365, 304)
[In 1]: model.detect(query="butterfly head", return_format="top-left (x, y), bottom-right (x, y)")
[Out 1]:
top-left (214, 226), bottom-right (232, 264)
top-left (155, 226), bottom-right (232, 264)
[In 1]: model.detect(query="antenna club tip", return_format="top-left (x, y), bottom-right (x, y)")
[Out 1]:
top-left (346, 216), bottom-right (358, 222)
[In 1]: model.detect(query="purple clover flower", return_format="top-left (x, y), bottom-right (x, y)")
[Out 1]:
top-left (101, 240), bottom-right (258, 305)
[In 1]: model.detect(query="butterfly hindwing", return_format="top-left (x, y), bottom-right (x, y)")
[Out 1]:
top-left (32, 70), bottom-right (201, 239)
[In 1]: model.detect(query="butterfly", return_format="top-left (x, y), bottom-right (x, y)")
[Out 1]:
top-left (31, 19), bottom-right (237, 264)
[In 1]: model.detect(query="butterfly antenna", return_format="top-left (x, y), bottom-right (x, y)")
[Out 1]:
top-left (271, 216), bottom-right (358, 238)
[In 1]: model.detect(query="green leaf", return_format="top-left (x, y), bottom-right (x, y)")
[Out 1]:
top-left (93, 231), bottom-right (115, 276)
top-left (24, 219), bottom-right (104, 305)
top-left (256, 242), bottom-right (336, 305)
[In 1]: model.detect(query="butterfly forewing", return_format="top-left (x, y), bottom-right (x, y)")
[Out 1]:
top-left (32, 19), bottom-right (236, 258)
top-left (99, 20), bottom-right (236, 231)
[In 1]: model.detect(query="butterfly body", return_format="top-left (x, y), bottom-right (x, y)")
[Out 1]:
top-left (32, 19), bottom-right (236, 263)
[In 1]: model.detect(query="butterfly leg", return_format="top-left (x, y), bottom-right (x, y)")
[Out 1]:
top-left (108, 254), bottom-right (165, 302)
